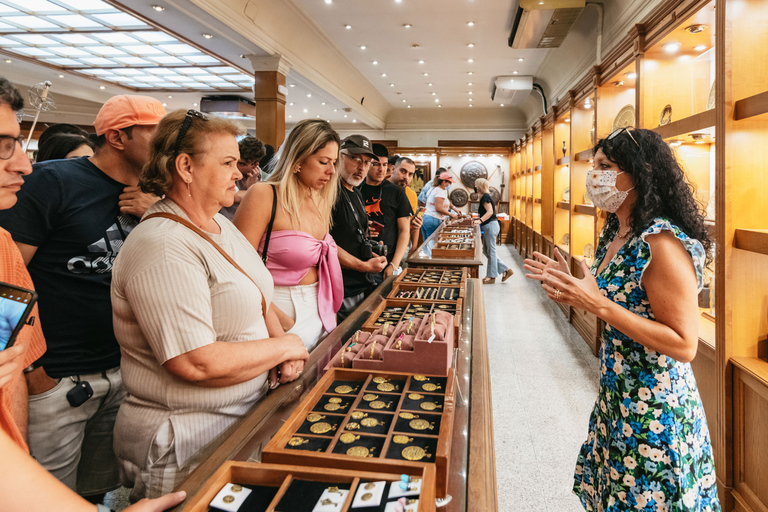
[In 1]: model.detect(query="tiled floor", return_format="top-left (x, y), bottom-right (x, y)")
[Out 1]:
top-left (483, 244), bottom-right (600, 512)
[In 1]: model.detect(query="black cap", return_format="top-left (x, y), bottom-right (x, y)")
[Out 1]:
top-left (372, 143), bottom-right (389, 158)
top-left (341, 134), bottom-right (376, 158)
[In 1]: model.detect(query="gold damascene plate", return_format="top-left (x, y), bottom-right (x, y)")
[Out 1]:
top-left (324, 403), bottom-right (345, 412)
top-left (306, 413), bottom-right (325, 422)
top-left (409, 419), bottom-right (433, 431)
top-left (377, 382), bottom-right (396, 392)
top-left (612, 104), bottom-right (635, 132)
top-left (393, 435), bottom-right (413, 444)
top-left (347, 446), bottom-right (373, 458)
top-left (350, 411), bottom-right (367, 420)
top-left (335, 385), bottom-right (354, 394)
top-left (399, 412), bottom-right (417, 419)
top-left (339, 433), bottom-right (358, 444)
top-left (420, 402), bottom-right (441, 411)
top-left (363, 394), bottom-right (378, 401)
top-left (422, 383), bottom-right (441, 392)
top-left (372, 376), bottom-right (387, 384)
top-left (361, 417), bottom-right (381, 428)
top-left (402, 445), bottom-right (430, 461)
top-left (413, 375), bottom-right (428, 381)
top-left (328, 397), bottom-right (342, 404)
top-left (370, 400), bottom-right (389, 409)
top-left (310, 422), bottom-right (334, 434)
top-left (288, 436), bottom-right (308, 446)
top-left (408, 393), bottom-right (424, 400)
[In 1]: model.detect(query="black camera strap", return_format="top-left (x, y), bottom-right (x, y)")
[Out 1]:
top-left (343, 187), bottom-right (368, 241)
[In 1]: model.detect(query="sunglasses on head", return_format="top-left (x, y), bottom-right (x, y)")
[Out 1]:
top-left (173, 109), bottom-right (208, 155)
top-left (606, 127), bottom-right (639, 147)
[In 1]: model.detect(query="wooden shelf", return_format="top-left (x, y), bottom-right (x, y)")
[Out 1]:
top-left (543, 234), bottom-right (553, 243)
top-left (555, 244), bottom-right (570, 257)
top-left (534, 198), bottom-right (542, 204)
top-left (556, 156), bottom-right (570, 166)
top-left (574, 204), bottom-right (596, 216)
top-left (574, 149), bottom-right (593, 162)
top-left (734, 229), bottom-right (768, 256)
top-left (734, 90), bottom-right (768, 121)
top-left (534, 164), bottom-right (542, 172)
top-left (651, 109), bottom-right (716, 140)
top-left (732, 357), bottom-right (768, 388)
top-left (699, 311), bottom-right (715, 347)
top-left (526, 168), bottom-right (533, 174)
top-left (556, 201), bottom-right (570, 211)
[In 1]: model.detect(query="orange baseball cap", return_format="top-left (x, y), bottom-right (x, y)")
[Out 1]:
top-left (93, 95), bottom-right (167, 136)
top-left (438, 171), bottom-right (456, 183)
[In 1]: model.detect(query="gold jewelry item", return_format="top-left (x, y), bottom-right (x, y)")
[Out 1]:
top-left (346, 422), bottom-right (360, 430)
top-left (363, 394), bottom-right (378, 401)
top-left (373, 376), bottom-right (388, 384)
top-left (393, 435), bottom-right (413, 444)
top-left (351, 411), bottom-right (367, 419)
top-left (223, 495), bottom-right (235, 504)
top-left (377, 382), bottom-right (397, 392)
top-left (406, 317), bottom-right (414, 334)
top-left (328, 486), bottom-right (340, 493)
top-left (306, 413), bottom-right (325, 422)
top-left (288, 436), bottom-right (309, 446)
top-left (340, 351), bottom-right (345, 368)
top-left (310, 422), bottom-right (335, 434)
top-left (395, 333), bottom-right (404, 350)
top-left (420, 401), bottom-right (442, 411)
top-left (361, 492), bottom-right (373, 501)
top-left (321, 498), bottom-right (337, 506)
top-left (339, 433), bottom-right (359, 444)
top-left (329, 397), bottom-right (342, 403)
top-left (364, 482), bottom-right (376, 490)
top-left (409, 419), bottom-right (434, 431)
top-left (382, 322), bottom-right (391, 335)
top-left (355, 331), bottom-right (361, 342)
top-left (370, 340), bottom-right (377, 359)
top-left (399, 412), bottom-right (417, 419)
top-left (324, 402), bottom-right (347, 412)
top-left (346, 446), bottom-right (375, 457)
top-left (402, 445), bottom-right (431, 461)
top-left (186, 181), bottom-right (192, 198)
top-left (422, 383), bottom-right (441, 392)
top-left (413, 374), bottom-right (428, 381)
top-left (230, 485), bottom-right (243, 493)
top-left (335, 385), bottom-right (354, 394)
top-left (408, 393), bottom-right (424, 400)
top-left (361, 417), bottom-right (383, 428)
top-left (430, 314), bottom-right (435, 337)
top-left (554, 289), bottom-right (562, 300)
top-left (369, 400), bottom-right (391, 410)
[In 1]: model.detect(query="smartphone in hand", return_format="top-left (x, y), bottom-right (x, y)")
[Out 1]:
top-left (0, 282), bottom-right (37, 352)
top-left (369, 220), bottom-right (385, 238)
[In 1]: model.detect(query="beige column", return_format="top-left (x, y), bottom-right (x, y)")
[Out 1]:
top-left (248, 55), bottom-right (289, 149)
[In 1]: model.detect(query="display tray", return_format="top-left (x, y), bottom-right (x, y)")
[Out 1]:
top-left (387, 283), bottom-right (464, 302)
top-left (180, 461), bottom-right (436, 512)
top-left (324, 310), bottom-right (455, 376)
top-left (430, 242), bottom-right (475, 260)
top-left (262, 369), bottom-right (456, 499)
top-left (361, 299), bottom-right (462, 342)
top-left (394, 267), bottom-right (468, 286)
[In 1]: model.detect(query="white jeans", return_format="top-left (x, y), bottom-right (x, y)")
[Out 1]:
top-left (272, 283), bottom-right (326, 352)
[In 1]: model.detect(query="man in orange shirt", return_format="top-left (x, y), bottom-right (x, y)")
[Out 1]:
top-left (0, 77), bottom-right (46, 451)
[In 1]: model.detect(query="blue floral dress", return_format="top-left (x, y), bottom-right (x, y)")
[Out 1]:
top-left (573, 217), bottom-right (720, 512)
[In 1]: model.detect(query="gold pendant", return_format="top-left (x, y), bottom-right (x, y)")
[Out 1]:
top-left (363, 394), bottom-right (378, 401)
top-left (328, 397), bottom-right (342, 404)
top-left (339, 433), bottom-right (359, 444)
top-left (222, 495), bottom-right (235, 504)
top-left (369, 340), bottom-right (377, 359)
top-left (399, 412), bottom-right (417, 419)
top-left (360, 417), bottom-right (383, 428)
top-left (373, 376), bottom-right (387, 384)
top-left (288, 436), bottom-right (308, 446)
top-left (230, 485), bottom-right (243, 493)
top-left (393, 435), bottom-right (413, 444)
top-left (346, 446), bottom-right (374, 458)
top-left (413, 374), bottom-right (428, 381)
top-left (364, 482), bottom-right (376, 490)
top-left (402, 445), bottom-right (431, 461)
top-left (408, 393), bottom-right (424, 400)
top-left (310, 422), bottom-right (336, 434)
top-left (377, 382), bottom-right (396, 392)
top-left (370, 400), bottom-right (391, 410)
top-left (351, 411), bottom-right (367, 420)
top-left (409, 419), bottom-right (434, 431)
top-left (422, 383), bottom-right (441, 392)
top-left (346, 422), bottom-right (360, 430)
top-left (335, 385), bottom-right (354, 394)
top-left (321, 498), bottom-right (337, 506)
top-left (361, 492), bottom-right (373, 501)
top-left (420, 402), bottom-right (442, 411)
top-left (306, 413), bottom-right (325, 422)
top-left (324, 402), bottom-right (347, 412)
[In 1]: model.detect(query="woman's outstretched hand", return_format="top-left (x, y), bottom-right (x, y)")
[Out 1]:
top-left (523, 248), bottom-right (571, 277)
top-left (525, 254), bottom-right (605, 316)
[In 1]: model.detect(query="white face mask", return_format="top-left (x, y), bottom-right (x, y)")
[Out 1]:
top-left (586, 170), bottom-right (634, 213)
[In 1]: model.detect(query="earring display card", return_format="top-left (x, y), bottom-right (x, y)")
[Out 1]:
top-left (210, 483), bottom-right (252, 512)
top-left (262, 368), bottom-right (456, 499)
top-left (351, 481), bottom-right (386, 508)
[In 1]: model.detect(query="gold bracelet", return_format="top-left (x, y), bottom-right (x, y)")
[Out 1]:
top-left (370, 340), bottom-right (377, 359)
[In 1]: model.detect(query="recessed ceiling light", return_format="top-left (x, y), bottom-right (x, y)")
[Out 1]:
top-left (418, 60), bottom-right (425, 64)
top-left (324, 0), bottom-right (332, 4)
top-left (240, 54), bottom-right (246, 58)
top-left (4, 59), bottom-right (11, 63)
top-left (333, 108), bottom-right (338, 112)
top-left (469, 104), bottom-right (473, 107)
top-left (288, 115), bottom-right (293, 118)
top-left (412, 44), bottom-right (420, 48)
top-left (467, 43), bottom-right (474, 47)
top-left (423, 72), bottom-right (429, 76)
top-left (500, 104), bottom-right (505, 107)
top-left (625, 72), bottom-right (637, 79)
top-left (303, 109), bottom-right (308, 113)
top-left (438, 104), bottom-right (442, 108)
top-left (518, 58), bottom-right (524, 62)
top-left (402, 99), bottom-right (407, 102)
top-left (203, 33), bottom-right (213, 39)
top-left (307, 93), bottom-right (312, 97)
top-left (468, 91), bottom-right (473, 95)
top-left (694, 44), bottom-right (707, 51)
top-left (663, 42), bottom-right (681, 53)
top-left (389, 83), bottom-right (395, 87)
top-left (372, 60), bottom-right (378, 65)
top-left (395, 0), bottom-right (402, 3)
top-left (289, 102), bottom-right (294, 106)
top-left (467, 59), bottom-right (473, 63)
top-left (565, 118), bottom-right (570, 122)
top-left (353, 119), bottom-right (357, 123)
top-left (381, 73), bottom-right (387, 77)
top-left (431, 92), bottom-right (436, 95)
top-left (152, 5), bottom-right (165, 11)
top-left (403, 23), bottom-right (412, 28)
top-left (193, 103), bottom-right (198, 106)
top-left (167, 95), bottom-right (173, 98)
top-left (345, 24), bottom-right (351, 29)
top-left (467, 21), bottom-right (474, 26)
top-left (434, 98), bottom-right (439, 102)
top-left (321, 101), bottom-right (326, 105)
top-left (316, 115), bottom-right (320, 118)
top-left (513, 71), bottom-right (518, 74)
top-left (467, 82), bottom-right (473, 86)
top-left (360, 45), bottom-right (366, 50)
top-left (685, 24), bottom-right (707, 34)
top-left (289, 84), bottom-right (295, 87)
top-left (407, 105), bottom-right (411, 108)
top-left (343, 114), bottom-right (348, 118)
top-left (162, 103), bottom-right (167, 106)
top-left (58, 74), bottom-right (64, 78)
top-left (467, 71), bottom-right (473, 75)
top-left (99, 85), bottom-right (105, 89)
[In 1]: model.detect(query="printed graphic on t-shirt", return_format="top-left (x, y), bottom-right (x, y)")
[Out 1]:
top-left (67, 214), bottom-right (137, 274)
top-left (365, 197), bottom-right (383, 218)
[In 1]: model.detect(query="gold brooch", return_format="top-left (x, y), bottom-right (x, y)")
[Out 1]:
top-left (422, 383), bottom-right (441, 392)
top-left (306, 413), bottom-right (325, 422)
top-left (334, 385), bottom-right (354, 394)
top-left (402, 445), bottom-right (432, 461)
top-left (392, 435), bottom-right (413, 444)
top-left (373, 376), bottom-right (388, 384)
top-left (339, 433), bottom-right (359, 444)
top-left (346, 446), bottom-right (375, 458)
top-left (346, 422), bottom-right (360, 430)
top-left (350, 411), bottom-right (367, 420)
top-left (419, 401), bottom-right (442, 411)
top-left (409, 419), bottom-right (434, 431)
top-left (369, 400), bottom-right (392, 410)
top-left (399, 412), bottom-right (418, 419)
top-left (324, 402), bottom-right (347, 412)
top-left (363, 394), bottom-right (378, 401)
top-left (408, 393), bottom-right (424, 400)
top-left (328, 397), bottom-right (342, 404)
top-left (310, 422), bottom-right (336, 434)
top-left (360, 417), bottom-right (384, 428)
top-left (413, 374), bottom-right (428, 381)
top-left (377, 382), bottom-right (397, 392)
top-left (288, 436), bottom-right (308, 446)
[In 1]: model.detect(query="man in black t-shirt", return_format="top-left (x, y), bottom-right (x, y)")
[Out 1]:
top-left (330, 135), bottom-right (387, 322)
top-left (0, 95), bottom-right (165, 498)
top-left (360, 144), bottom-right (412, 284)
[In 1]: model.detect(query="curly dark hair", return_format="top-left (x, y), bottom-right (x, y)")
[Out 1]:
top-left (238, 136), bottom-right (265, 165)
top-left (0, 77), bottom-right (23, 112)
top-left (594, 128), bottom-right (712, 262)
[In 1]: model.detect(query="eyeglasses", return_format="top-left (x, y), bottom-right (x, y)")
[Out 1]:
top-left (0, 135), bottom-right (25, 160)
top-left (606, 127), bottom-right (639, 147)
top-left (173, 109), bottom-right (208, 155)
top-left (342, 152), bottom-right (372, 169)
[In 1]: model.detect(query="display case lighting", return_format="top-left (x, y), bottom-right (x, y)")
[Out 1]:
top-left (152, 5), bottom-right (165, 11)
top-left (663, 42), bottom-right (681, 53)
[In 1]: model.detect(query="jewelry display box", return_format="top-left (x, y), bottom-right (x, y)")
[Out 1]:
top-left (430, 227), bottom-right (476, 259)
top-left (361, 299), bottom-right (461, 343)
top-left (262, 369), bottom-right (456, 499)
top-left (181, 461), bottom-right (435, 512)
top-left (387, 282), bottom-right (465, 302)
top-left (394, 267), bottom-right (467, 287)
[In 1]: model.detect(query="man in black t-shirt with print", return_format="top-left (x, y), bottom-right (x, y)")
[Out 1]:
top-left (330, 135), bottom-right (387, 322)
top-left (0, 95), bottom-right (165, 499)
top-left (360, 144), bottom-right (412, 285)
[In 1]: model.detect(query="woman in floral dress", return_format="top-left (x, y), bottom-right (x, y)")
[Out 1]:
top-left (524, 128), bottom-right (720, 511)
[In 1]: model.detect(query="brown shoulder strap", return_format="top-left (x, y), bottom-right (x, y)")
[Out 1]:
top-left (142, 212), bottom-right (268, 317)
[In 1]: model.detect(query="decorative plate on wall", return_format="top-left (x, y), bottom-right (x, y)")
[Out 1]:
top-left (583, 243), bottom-right (595, 260)
top-left (563, 188), bottom-right (570, 202)
top-left (459, 161), bottom-right (488, 188)
top-left (469, 192), bottom-right (480, 201)
top-left (489, 187), bottom-right (501, 204)
top-left (659, 104), bottom-right (672, 126)
top-left (562, 233), bottom-right (570, 246)
top-left (612, 104), bottom-right (635, 132)
top-left (449, 188), bottom-right (469, 207)
top-left (706, 82), bottom-right (716, 110)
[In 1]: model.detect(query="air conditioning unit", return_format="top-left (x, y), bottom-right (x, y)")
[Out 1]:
top-left (491, 75), bottom-right (533, 105)
top-left (509, 0), bottom-right (585, 49)
top-left (200, 95), bottom-right (256, 121)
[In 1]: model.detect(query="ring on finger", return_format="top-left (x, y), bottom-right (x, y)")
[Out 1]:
top-left (554, 289), bottom-right (562, 300)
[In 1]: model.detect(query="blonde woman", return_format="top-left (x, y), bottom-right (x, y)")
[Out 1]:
top-left (235, 120), bottom-right (343, 351)
top-left (474, 178), bottom-right (513, 283)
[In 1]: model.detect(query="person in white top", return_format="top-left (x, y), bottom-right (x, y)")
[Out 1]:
top-left (111, 109), bottom-right (308, 501)
top-left (421, 171), bottom-right (458, 255)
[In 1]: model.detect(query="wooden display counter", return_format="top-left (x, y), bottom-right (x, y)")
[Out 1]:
top-left (170, 277), bottom-right (497, 512)
top-left (407, 221), bottom-right (483, 278)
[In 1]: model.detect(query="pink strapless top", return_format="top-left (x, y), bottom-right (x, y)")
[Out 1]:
top-left (258, 230), bottom-right (343, 332)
